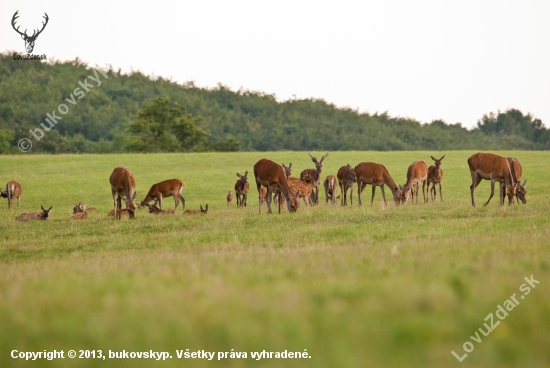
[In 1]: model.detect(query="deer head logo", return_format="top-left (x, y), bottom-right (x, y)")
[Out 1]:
top-left (11, 11), bottom-right (49, 53)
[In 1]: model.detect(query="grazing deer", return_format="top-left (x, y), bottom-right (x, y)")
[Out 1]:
top-left (1, 181), bottom-right (22, 211)
top-left (337, 164), bottom-right (357, 206)
top-left (468, 152), bottom-right (517, 207)
top-left (254, 159), bottom-right (300, 214)
top-left (400, 161), bottom-right (428, 204)
top-left (145, 203), bottom-right (175, 215)
top-left (108, 208), bottom-right (130, 217)
top-left (183, 204), bottom-right (208, 214)
top-left (301, 151), bottom-right (329, 205)
top-left (427, 155), bottom-right (445, 202)
top-left (288, 173), bottom-right (315, 206)
top-left (324, 175), bottom-right (339, 205)
top-left (235, 171), bottom-right (250, 208)
top-left (139, 179), bottom-right (185, 210)
top-left (227, 191), bottom-right (234, 205)
top-left (355, 162), bottom-right (402, 206)
top-left (503, 157), bottom-right (526, 205)
top-left (15, 205), bottom-right (52, 221)
top-left (109, 167), bottom-right (137, 219)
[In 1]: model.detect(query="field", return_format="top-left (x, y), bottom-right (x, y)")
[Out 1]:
top-left (0, 151), bottom-right (549, 368)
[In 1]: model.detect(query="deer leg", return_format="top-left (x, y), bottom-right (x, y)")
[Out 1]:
top-left (158, 196), bottom-right (163, 209)
top-left (470, 172), bottom-right (480, 207)
top-left (266, 187), bottom-right (273, 214)
top-left (257, 183), bottom-right (262, 214)
top-left (350, 184), bottom-right (353, 205)
top-left (380, 185), bottom-right (388, 205)
top-left (439, 182), bottom-right (442, 202)
top-left (357, 180), bottom-right (365, 206)
top-left (484, 179), bottom-right (496, 207)
top-left (339, 184), bottom-right (344, 206)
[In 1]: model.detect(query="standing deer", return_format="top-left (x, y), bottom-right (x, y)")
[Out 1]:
top-left (502, 157), bottom-right (526, 205)
top-left (1, 181), bottom-right (22, 211)
top-left (400, 161), bottom-right (428, 204)
top-left (15, 205), bottom-right (52, 221)
top-left (427, 155), bottom-right (445, 202)
top-left (109, 167), bottom-right (137, 219)
top-left (301, 151), bottom-right (329, 205)
top-left (227, 191), bottom-right (234, 205)
top-left (468, 152), bottom-right (517, 207)
top-left (235, 171), bottom-right (250, 207)
top-left (324, 175), bottom-right (338, 205)
top-left (254, 159), bottom-right (300, 214)
top-left (355, 162), bottom-right (402, 206)
top-left (288, 173), bottom-right (315, 206)
top-left (337, 164), bottom-right (357, 206)
top-left (183, 204), bottom-right (208, 214)
top-left (274, 163), bottom-right (294, 204)
top-left (139, 179), bottom-right (185, 210)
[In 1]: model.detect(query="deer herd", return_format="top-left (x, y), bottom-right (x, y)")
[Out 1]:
top-left (1, 152), bottom-right (528, 220)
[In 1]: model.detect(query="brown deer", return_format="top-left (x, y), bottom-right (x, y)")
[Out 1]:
top-left (427, 155), bottom-right (445, 202)
top-left (145, 203), bottom-right (175, 215)
top-left (288, 173), bottom-right (315, 206)
top-left (324, 175), bottom-right (339, 205)
top-left (254, 159), bottom-right (300, 214)
top-left (72, 202), bottom-right (97, 213)
top-left (108, 208), bottom-right (130, 217)
top-left (274, 163), bottom-right (294, 204)
top-left (400, 161), bottom-right (428, 204)
top-left (139, 179), bottom-right (185, 210)
top-left (235, 171), bottom-right (250, 207)
top-left (15, 205), bottom-right (52, 221)
top-left (109, 167), bottom-right (137, 219)
top-left (503, 157), bottom-right (526, 205)
top-left (227, 191), bottom-right (234, 205)
top-left (183, 204), bottom-right (208, 214)
top-left (337, 164), bottom-right (357, 206)
top-left (468, 152), bottom-right (517, 207)
top-left (72, 203), bottom-right (88, 219)
top-left (1, 181), bottom-right (22, 211)
top-left (301, 152), bottom-right (329, 204)
top-left (355, 162), bottom-right (402, 206)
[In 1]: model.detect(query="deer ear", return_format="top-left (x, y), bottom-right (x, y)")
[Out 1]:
top-left (206, 204), bottom-right (208, 211)
top-left (440, 155), bottom-right (445, 160)
top-left (236, 173), bottom-right (241, 178)
top-left (523, 180), bottom-right (527, 187)
top-left (431, 156), bottom-right (436, 161)
top-left (200, 205), bottom-right (203, 211)
top-left (244, 171), bottom-right (248, 177)
top-left (41, 205), bottom-right (45, 211)
top-left (133, 191), bottom-right (137, 200)
top-left (289, 163), bottom-right (292, 169)
top-left (48, 205), bottom-right (53, 211)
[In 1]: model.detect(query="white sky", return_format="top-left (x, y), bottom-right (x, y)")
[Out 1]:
top-left (1, 0), bottom-right (549, 129)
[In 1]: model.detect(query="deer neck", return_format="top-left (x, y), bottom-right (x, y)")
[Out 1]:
top-left (384, 173), bottom-right (399, 194)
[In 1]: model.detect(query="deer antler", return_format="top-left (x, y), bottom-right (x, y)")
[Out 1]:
top-left (30, 13), bottom-right (49, 40)
top-left (320, 151), bottom-right (329, 163)
top-left (11, 11), bottom-right (26, 37)
top-left (308, 151), bottom-right (317, 163)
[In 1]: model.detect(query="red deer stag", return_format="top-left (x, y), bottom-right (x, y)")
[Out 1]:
top-left (254, 159), bottom-right (300, 214)
top-left (109, 167), bottom-right (137, 219)
top-left (15, 205), bottom-right (52, 221)
top-left (139, 179), bottom-right (185, 210)
top-left (337, 164), bottom-right (357, 206)
top-left (301, 152), bottom-right (329, 205)
top-left (427, 155), bottom-right (445, 202)
top-left (324, 175), bottom-right (339, 205)
top-left (183, 204), bottom-right (208, 214)
top-left (355, 162), bottom-right (402, 206)
top-left (467, 152), bottom-right (517, 207)
top-left (400, 161), bottom-right (428, 204)
top-left (1, 181), bottom-right (22, 211)
top-left (235, 171), bottom-right (250, 208)
top-left (502, 157), bottom-right (526, 205)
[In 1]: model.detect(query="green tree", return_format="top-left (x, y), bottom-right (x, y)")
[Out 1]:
top-left (127, 96), bottom-right (210, 152)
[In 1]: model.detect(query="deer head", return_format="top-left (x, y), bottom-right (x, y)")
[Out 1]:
top-left (431, 155), bottom-right (445, 174)
top-left (12, 11), bottom-right (49, 53)
top-left (41, 205), bottom-right (53, 217)
top-left (122, 192), bottom-right (137, 217)
top-left (308, 151), bottom-right (329, 175)
top-left (0, 190), bottom-right (7, 198)
top-left (515, 180), bottom-right (527, 204)
top-left (281, 163), bottom-right (292, 178)
top-left (236, 171), bottom-right (248, 185)
top-left (346, 164), bottom-right (357, 183)
top-left (200, 204), bottom-right (209, 214)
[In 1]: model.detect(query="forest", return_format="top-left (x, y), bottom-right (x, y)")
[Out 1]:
top-left (0, 52), bottom-right (549, 154)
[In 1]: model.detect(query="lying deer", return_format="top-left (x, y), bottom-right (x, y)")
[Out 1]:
top-left (15, 205), bottom-right (52, 221)
top-left (107, 208), bottom-right (130, 217)
top-left (145, 203), bottom-right (175, 215)
top-left (183, 204), bottom-right (208, 214)
top-left (71, 203), bottom-right (88, 220)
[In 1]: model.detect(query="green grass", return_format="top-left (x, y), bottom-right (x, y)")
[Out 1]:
top-left (0, 151), bottom-right (549, 368)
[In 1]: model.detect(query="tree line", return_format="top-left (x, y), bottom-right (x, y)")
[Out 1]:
top-left (0, 52), bottom-right (548, 154)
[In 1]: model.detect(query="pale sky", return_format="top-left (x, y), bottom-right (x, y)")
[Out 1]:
top-left (2, 0), bottom-right (549, 129)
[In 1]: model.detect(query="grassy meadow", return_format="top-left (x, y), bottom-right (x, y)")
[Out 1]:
top-left (0, 151), bottom-right (549, 368)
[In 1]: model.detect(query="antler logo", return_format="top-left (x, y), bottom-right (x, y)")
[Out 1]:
top-left (11, 10), bottom-right (49, 53)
